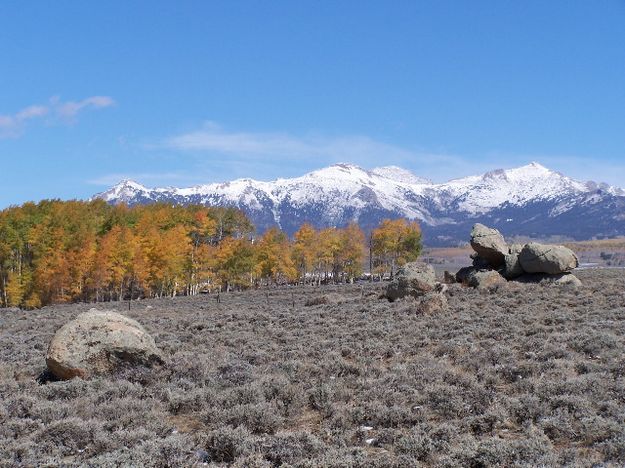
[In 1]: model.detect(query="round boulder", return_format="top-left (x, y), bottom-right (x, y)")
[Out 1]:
top-left (470, 224), bottom-right (508, 267)
top-left (386, 262), bottom-right (436, 301)
top-left (518, 243), bottom-right (579, 275)
top-left (46, 309), bottom-right (164, 380)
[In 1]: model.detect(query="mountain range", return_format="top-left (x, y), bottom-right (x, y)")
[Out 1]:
top-left (93, 162), bottom-right (625, 246)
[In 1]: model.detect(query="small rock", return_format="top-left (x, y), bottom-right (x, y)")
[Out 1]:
top-left (553, 273), bottom-right (582, 287)
top-left (304, 293), bottom-right (344, 306)
top-left (195, 449), bottom-right (210, 463)
top-left (417, 292), bottom-right (448, 314)
top-left (456, 266), bottom-right (478, 285)
top-left (515, 273), bottom-right (582, 287)
top-left (467, 270), bottom-right (507, 289)
top-left (443, 270), bottom-right (456, 284)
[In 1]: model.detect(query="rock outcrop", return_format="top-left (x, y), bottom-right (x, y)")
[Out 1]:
top-left (458, 224), bottom-right (582, 289)
top-left (46, 309), bottom-right (164, 380)
top-left (386, 262), bottom-right (436, 301)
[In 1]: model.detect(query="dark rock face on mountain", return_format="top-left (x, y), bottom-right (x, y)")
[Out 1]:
top-left (93, 163), bottom-right (625, 245)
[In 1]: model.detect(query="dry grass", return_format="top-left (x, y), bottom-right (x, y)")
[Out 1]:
top-left (1, 270), bottom-right (625, 466)
top-left (564, 238), bottom-right (625, 252)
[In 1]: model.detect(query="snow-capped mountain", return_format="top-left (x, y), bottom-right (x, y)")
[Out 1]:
top-left (93, 162), bottom-right (625, 245)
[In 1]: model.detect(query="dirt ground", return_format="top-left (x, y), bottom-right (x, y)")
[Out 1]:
top-left (2, 269), bottom-right (625, 466)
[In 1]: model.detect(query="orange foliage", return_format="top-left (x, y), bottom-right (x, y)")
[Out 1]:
top-left (0, 200), bottom-right (422, 308)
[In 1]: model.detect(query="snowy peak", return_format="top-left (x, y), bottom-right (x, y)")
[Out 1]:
top-left (93, 162), bottom-right (625, 243)
top-left (441, 162), bottom-right (591, 214)
top-left (371, 166), bottom-right (431, 185)
top-left (96, 179), bottom-right (149, 202)
top-left (302, 163), bottom-right (370, 180)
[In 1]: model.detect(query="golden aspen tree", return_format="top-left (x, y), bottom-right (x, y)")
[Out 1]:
top-left (255, 227), bottom-right (297, 284)
top-left (5, 271), bottom-right (24, 308)
top-left (316, 227), bottom-right (342, 283)
top-left (371, 218), bottom-right (422, 278)
top-left (214, 237), bottom-right (255, 291)
top-left (338, 222), bottom-right (366, 282)
top-left (187, 210), bottom-right (218, 294)
top-left (292, 223), bottom-right (317, 284)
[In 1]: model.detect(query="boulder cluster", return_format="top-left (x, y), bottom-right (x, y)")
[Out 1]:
top-left (455, 223), bottom-right (581, 289)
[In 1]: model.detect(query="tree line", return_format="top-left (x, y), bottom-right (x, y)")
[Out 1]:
top-left (0, 200), bottom-right (421, 308)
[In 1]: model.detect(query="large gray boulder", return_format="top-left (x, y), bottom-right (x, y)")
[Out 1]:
top-left (46, 309), bottom-right (164, 380)
top-left (503, 244), bottom-right (524, 279)
top-left (386, 262), bottom-right (436, 301)
top-left (518, 243), bottom-right (579, 275)
top-left (470, 224), bottom-right (508, 267)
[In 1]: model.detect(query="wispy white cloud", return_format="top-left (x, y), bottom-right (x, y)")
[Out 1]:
top-left (0, 96), bottom-right (115, 138)
top-left (135, 122), bottom-right (625, 189)
top-left (162, 122), bottom-right (465, 175)
top-left (53, 95), bottom-right (115, 120)
top-left (0, 105), bottom-right (50, 138)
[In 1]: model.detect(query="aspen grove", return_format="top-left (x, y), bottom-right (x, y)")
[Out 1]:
top-left (0, 200), bottom-right (422, 308)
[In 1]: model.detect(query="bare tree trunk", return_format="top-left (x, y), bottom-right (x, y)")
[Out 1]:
top-left (1, 274), bottom-right (7, 308)
top-left (369, 234), bottom-right (373, 282)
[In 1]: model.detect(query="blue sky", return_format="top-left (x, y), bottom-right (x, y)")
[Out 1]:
top-left (1, 1), bottom-right (625, 207)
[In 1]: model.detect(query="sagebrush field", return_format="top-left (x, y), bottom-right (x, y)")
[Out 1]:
top-left (2, 269), bottom-right (625, 466)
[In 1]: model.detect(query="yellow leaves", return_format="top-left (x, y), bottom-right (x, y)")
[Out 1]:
top-left (0, 199), bottom-right (422, 307)
top-left (291, 222), bottom-right (366, 282)
top-left (371, 218), bottom-right (422, 277)
top-left (293, 223), bottom-right (317, 275)
top-left (256, 227), bottom-right (297, 283)
top-left (213, 236), bottom-right (255, 289)
top-left (0, 201), bottom-right (246, 305)
top-left (340, 223), bottom-right (366, 279)
top-left (5, 271), bottom-right (24, 308)
top-left (192, 210), bottom-right (218, 240)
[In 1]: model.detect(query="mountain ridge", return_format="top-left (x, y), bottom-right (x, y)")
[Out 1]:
top-left (93, 162), bottom-right (625, 245)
